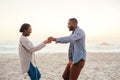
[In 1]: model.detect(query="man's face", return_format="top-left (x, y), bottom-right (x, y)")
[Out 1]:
top-left (24, 26), bottom-right (32, 36)
top-left (68, 20), bottom-right (75, 31)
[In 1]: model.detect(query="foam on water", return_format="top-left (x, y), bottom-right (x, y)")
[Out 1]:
top-left (0, 40), bottom-right (120, 54)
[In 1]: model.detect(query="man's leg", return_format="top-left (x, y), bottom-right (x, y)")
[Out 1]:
top-left (69, 60), bottom-right (85, 80)
top-left (62, 61), bottom-right (72, 80)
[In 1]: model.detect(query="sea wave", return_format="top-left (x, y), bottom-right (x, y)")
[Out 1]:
top-left (0, 41), bottom-right (120, 54)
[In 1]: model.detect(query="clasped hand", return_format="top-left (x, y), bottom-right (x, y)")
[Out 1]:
top-left (44, 36), bottom-right (56, 44)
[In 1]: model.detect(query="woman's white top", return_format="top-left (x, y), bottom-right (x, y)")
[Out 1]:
top-left (19, 35), bottom-right (46, 74)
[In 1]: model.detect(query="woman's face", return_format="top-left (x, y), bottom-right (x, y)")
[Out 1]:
top-left (23, 26), bottom-right (32, 36)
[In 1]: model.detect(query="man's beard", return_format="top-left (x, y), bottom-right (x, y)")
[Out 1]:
top-left (69, 26), bottom-right (74, 31)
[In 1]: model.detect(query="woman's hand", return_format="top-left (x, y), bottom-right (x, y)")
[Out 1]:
top-left (44, 36), bottom-right (56, 44)
top-left (44, 39), bottom-right (51, 44)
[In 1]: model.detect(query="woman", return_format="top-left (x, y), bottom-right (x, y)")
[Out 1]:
top-left (19, 23), bottom-right (49, 80)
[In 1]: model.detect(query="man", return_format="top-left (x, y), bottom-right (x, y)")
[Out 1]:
top-left (49, 18), bottom-right (86, 80)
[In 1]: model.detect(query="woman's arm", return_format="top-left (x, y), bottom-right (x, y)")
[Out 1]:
top-left (21, 37), bottom-right (46, 53)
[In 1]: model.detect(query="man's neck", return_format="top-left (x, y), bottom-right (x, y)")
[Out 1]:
top-left (73, 26), bottom-right (77, 32)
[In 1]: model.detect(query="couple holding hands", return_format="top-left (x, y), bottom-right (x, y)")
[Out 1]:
top-left (18, 18), bottom-right (86, 80)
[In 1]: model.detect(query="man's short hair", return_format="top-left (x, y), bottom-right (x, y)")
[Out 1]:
top-left (69, 18), bottom-right (78, 24)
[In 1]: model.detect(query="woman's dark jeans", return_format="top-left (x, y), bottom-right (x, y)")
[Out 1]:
top-left (27, 62), bottom-right (41, 80)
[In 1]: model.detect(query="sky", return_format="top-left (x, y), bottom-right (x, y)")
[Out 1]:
top-left (0, 0), bottom-right (120, 42)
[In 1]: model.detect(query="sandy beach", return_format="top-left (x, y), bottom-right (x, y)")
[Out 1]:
top-left (0, 53), bottom-right (120, 80)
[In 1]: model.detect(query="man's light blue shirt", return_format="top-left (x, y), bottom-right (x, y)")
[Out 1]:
top-left (56, 27), bottom-right (86, 64)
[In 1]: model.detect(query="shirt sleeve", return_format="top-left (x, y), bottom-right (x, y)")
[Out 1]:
top-left (56, 29), bottom-right (83, 43)
top-left (21, 37), bottom-right (46, 53)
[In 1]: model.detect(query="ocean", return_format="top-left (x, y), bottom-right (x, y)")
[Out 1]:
top-left (0, 40), bottom-right (120, 54)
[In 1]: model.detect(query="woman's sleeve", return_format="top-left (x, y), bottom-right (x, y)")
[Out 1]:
top-left (21, 38), bottom-right (46, 53)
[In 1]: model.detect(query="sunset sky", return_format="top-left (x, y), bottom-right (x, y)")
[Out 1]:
top-left (0, 0), bottom-right (120, 41)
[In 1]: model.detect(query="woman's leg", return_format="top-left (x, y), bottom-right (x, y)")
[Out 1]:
top-left (36, 67), bottom-right (41, 79)
top-left (28, 62), bottom-right (39, 80)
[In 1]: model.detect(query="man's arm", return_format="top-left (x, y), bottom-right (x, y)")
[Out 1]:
top-left (48, 30), bottom-right (83, 43)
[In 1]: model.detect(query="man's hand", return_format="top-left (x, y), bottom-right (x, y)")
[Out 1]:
top-left (44, 36), bottom-right (56, 44)
top-left (48, 36), bottom-right (56, 42)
